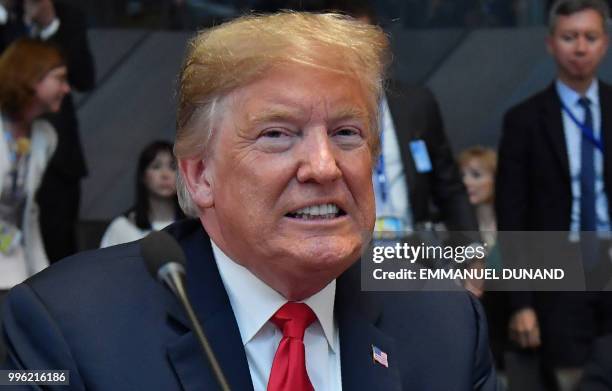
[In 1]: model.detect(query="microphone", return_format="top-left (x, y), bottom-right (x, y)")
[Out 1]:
top-left (141, 231), bottom-right (231, 391)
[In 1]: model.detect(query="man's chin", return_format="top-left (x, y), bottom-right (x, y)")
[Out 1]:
top-left (291, 241), bottom-right (361, 270)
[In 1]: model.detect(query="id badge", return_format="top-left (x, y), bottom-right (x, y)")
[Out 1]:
top-left (409, 140), bottom-right (432, 173)
top-left (0, 222), bottom-right (22, 256)
top-left (374, 216), bottom-right (409, 240)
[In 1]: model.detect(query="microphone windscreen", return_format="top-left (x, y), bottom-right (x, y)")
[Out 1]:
top-left (140, 230), bottom-right (186, 278)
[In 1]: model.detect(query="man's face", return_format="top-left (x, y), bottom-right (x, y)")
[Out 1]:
top-left (186, 64), bottom-right (376, 298)
top-left (547, 9), bottom-right (609, 85)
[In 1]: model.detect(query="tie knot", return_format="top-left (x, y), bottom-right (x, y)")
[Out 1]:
top-left (578, 96), bottom-right (591, 108)
top-left (271, 302), bottom-right (316, 340)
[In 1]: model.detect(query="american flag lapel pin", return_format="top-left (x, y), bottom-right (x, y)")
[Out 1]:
top-left (372, 345), bottom-right (389, 368)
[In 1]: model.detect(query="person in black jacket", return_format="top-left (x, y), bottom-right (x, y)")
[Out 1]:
top-left (496, 0), bottom-right (612, 388)
top-left (579, 334), bottom-right (612, 391)
top-left (0, 0), bottom-right (95, 262)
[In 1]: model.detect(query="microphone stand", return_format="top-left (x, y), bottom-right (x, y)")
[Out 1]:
top-left (167, 272), bottom-right (231, 391)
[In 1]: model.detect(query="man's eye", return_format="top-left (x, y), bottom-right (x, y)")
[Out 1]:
top-left (586, 34), bottom-right (599, 42)
top-left (334, 128), bottom-right (360, 137)
top-left (262, 129), bottom-right (289, 138)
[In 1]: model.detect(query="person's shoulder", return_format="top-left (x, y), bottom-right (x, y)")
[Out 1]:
top-left (31, 119), bottom-right (56, 140)
top-left (374, 291), bottom-right (491, 379)
top-left (599, 80), bottom-right (612, 96)
top-left (379, 290), bottom-right (482, 324)
top-left (100, 216), bottom-right (147, 247)
top-left (23, 241), bottom-right (150, 305)
top-left (505, 84), bottom-right (555, 119)
top-left (30, 119), bottom-right (58, 155)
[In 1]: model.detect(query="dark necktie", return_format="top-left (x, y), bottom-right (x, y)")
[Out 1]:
top-left (267, 302), bottom-right (316, 391)
top-left (578, 97), bottom-right (596, 232)
top-left (578, 97), bottom-right (598, 271)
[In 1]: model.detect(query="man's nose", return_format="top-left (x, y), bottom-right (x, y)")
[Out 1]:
top-left (296, 131), bottom-right (342, 184)
top-left (575, 36), bottom-right (588, 53)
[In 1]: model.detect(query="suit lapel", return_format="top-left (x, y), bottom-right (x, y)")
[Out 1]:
top-left (164, 222), bottom-right (254, 391)
top-left (336, 265), bottom-right (402, 391)
top-left (542, 84), bottom-right (571, 180)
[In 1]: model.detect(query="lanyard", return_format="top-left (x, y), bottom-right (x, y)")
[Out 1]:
top-left (3, 128), bottom-right (30, 196)
top-left (561, 101), bottom-right (604, 152)
top-left (3, 129), bottom-right (16, 163)
top-left (375, 130), bottom-right (387, 203)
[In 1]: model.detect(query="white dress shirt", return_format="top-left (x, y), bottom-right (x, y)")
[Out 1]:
top-left (556, 80), bottom-right (611, 237)
top-left (373, 96), bottom-right (413, 231)
top-left (0, 5), bottom-right (60, 39)
top-left (211, 241), bottom-right (342, 391)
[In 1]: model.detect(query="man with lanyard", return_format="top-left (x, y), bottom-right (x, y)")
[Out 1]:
top-left (344, 3), bottom-right (479, 241)
top-left (496, 0), bottom-right (612, 388)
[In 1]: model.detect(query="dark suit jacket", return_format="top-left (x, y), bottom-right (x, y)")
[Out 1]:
top-left (496, 81), bottom-right (612, 233)
top-left (496, 81), bottom-right (612, 366)
top-left (579, 334), bottom-right (612, 391)
top-left (386, 84), bottom-right (478, 232)
top-left (496, 81), bottom-right (612, 309)
top-left (2, 219), bottom-right (497, 390)
top-left (42, 1), bottom-right (96, 180)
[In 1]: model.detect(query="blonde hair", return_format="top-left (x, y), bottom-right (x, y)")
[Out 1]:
top-left (174, 11), bottom-right (390, 215)
top-left (458, 146), bottom-right (498, 175)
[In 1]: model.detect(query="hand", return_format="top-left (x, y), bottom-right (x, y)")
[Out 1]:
top-left (509, 308), bottom-right (541, 348)
top-left (24, 0), bottom-right (56, 29)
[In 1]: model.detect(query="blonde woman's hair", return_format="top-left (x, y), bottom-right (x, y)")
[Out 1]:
top-left (458, 146), bottom-right (498, 175)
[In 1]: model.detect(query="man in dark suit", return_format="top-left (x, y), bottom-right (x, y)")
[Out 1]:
top-left (383, 84), bottom-right (478, 232)
top-left (0, 0), bottom-right (95, 262)
top-left (579, 334), bottom-right (612, 391)
top-left (496, 0), bottom-right (612, 386)
top-left (2, 12), bottom-right (496, 390)
top-left (344, 2), bottom-right (477, 236)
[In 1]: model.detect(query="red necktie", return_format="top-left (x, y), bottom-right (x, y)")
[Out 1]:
top-left (267, 302), bottom-right (316, 391)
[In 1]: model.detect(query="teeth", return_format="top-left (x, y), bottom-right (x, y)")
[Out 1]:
top-left (292, 203), bottom-right (339, 218)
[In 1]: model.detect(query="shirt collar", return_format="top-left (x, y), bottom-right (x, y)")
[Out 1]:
top-left (211, 240), bottom-right (337, 352)
top-left (556, 78), bottom-right (599, 109)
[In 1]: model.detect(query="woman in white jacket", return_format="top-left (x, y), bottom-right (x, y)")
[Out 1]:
top-left (100, 141), bottom-right (185, 248)
top-left (0, 39), bottom-right (71, 293)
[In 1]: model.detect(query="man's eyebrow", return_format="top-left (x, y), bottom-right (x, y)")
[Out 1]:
top-left (245, 105), bottom-right (370, 125)
top-left (247, 107), bottom-right (305, 125)
top-left (330, 106), bottom-right (370, 123)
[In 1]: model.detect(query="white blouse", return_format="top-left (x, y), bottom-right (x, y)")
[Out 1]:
top-left (100, 216), bottom-right (173, 248)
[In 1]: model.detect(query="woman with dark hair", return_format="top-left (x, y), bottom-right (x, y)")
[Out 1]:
top-left (100, 140), bottom-right (184, 247)
top-left (0, 38), bottom-right (70, 291)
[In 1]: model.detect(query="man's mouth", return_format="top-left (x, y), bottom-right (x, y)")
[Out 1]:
top-left (286, 203), bottom-right (346, 220)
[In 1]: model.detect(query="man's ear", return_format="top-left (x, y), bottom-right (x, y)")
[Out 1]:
top-left (179, 157), bottom-right (214, 208)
